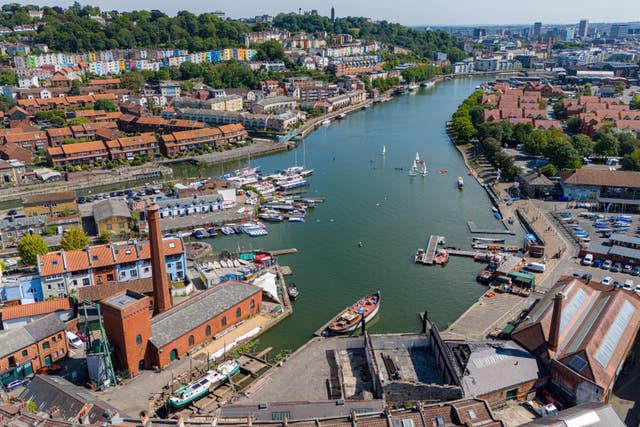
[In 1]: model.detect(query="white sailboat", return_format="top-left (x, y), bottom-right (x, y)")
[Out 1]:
top-left (382, 145), bottom-right (386, 156)
top-left (408, 154), bottom-right (418, 177)
top-left (419, 159), bottom-right (428, 177)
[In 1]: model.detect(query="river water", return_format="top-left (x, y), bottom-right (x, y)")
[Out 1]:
top-left (172, 76), bottom-right (523, 353)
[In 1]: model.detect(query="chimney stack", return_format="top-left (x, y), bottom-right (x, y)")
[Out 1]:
top-left (548, 292), bottom-right (564, 352)
top-left (147, 203), bottom-right (172, 315)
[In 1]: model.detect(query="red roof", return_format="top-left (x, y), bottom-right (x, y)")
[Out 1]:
top-left (88, 244), bottom-right (115, 268)
top-left (0, 298), bottom-right (73, 321)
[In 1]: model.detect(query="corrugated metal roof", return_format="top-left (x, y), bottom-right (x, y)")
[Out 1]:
top-left (595, 300), bottom-right (635, 367)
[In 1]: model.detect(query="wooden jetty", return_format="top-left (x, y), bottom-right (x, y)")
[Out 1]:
top-left (447, 249), bottom-right (481, 258)
top-left (415, 235), bottom-right (445, 265)
top-left (467, 221), bottom-right (516, 235)
top-left (270, 248), bottom-right (298, 256)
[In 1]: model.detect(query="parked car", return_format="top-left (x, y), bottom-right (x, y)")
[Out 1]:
top-left (581, 273), bottom-right (592, 282)
top-left (611, 262), bottom-right (622, 273)
top-left (77, 196), bottom-right (86, 204)
top-left (635, 284), bottom-right (640, 295)
top-left (601, 276), bottom-right (613, 286)
top-left (601, 259), bottom-right (612, 270)
top-left (66, 331), bottom-right (84, 349)
top-left (5, 379), bottom-right (27, 390)
top-left (592, 259), bottom-right (604, 268)
top-left (632, 266), bottom-right (640, 276)
top-left (623, 265), bottom-right (633, 274)
top-left (36, 364), bottom-right (63, 375)
top-left (624, 280), bottom-right (634, 291)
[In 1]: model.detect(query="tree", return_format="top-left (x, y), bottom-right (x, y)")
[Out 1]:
top-left (256, 39), bottom-right (286, 62)
top-left (572, 134), bottom-right (594, 157)
top-left (69, 79), bottom-right (81, 96)
top-left (615, 82), bottom-right (625, 95)
top-left (179, 62), bottom-right (202, 80)
top-left (631, 96), bottom-right (640, 110)
top-left (615, 130), bottom-right (639, 156)
top-left (0, 95), bottom-right (16, 112)
top-left (545, 139), bottom-right (580, 170)
top-left (540, 163), bottom-right (558, 177)
top-left (60, 227), bottom-right (89, 250)
top-left (0, 68), bottom-right (18, 86)
top-left (566, 116), bottom-right (581, 134)
top-left (120, 72), bottom-right (146, 94)
top-left (66, 117), bottom-right (91, 126)
top-left (99, 230), bottom-right (111, 244)
top-left (94, 98), bottom-right (118, 112)
top-left (581, 83), bottom-right (592, 96)
top-left (524, 129), bottom-right (549, 156)
top-left (593, 130), bottom-right (620, 157)
top-left (18, 234), bottom-right (48, 265)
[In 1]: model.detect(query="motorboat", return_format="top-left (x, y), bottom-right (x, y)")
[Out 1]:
top-left (168, 359), bottom-right (240, 408)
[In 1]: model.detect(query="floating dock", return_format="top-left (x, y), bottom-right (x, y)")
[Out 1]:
top-left (467, 221), bottom-right (516, 235)
top-left (415, 235), bottom-right (445, 265)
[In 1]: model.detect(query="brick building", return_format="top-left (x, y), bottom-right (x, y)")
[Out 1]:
top-left (104, 133), bottom-right (159, 161)
top-left (46, 140), bottom-right (110, 167)
top-left (22, 191), bottom-right (77, 217)
top-left (513, 277), bottom-right (640, 404)
top-left (0, 313), bottom-right (69, 385)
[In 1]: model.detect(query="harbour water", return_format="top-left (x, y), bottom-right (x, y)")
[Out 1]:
top-left (172, 76), bottom-right (523, 353)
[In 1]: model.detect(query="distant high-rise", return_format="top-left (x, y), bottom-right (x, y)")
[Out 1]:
top-left (610, 23), bottom-right (630, 39)
top-left (533, 22), bottom-right (542, 38)
top-left (331, 6), bottom-right (335, 22)
top-left (578, 19), bottom-right (589, 38)
top-left (473, 28), bottom-right (486, 39)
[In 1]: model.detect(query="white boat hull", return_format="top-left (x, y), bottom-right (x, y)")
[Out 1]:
top-left (340, 303), bottom-right (380, 333)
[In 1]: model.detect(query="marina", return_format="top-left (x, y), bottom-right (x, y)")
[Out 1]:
top-left (415, 235), bottom-right (446, 265)
top-left (467, 220), bottom-right (516, 235)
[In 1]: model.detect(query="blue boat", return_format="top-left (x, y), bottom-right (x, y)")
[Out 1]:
top-left (192, 228), bottom-right (206, 239)
top-left (494, 212), bottom-right (502, 220)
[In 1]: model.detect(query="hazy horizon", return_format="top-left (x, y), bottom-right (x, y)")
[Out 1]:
top-left (8, 0), bottom-right (640, 27)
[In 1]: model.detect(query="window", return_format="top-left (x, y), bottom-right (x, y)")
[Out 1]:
top-left (205, 325), bottom-right (211, 337)
top-left (188, 335), bottom-right (195, 346)
top-left (83, 278), bottom-right (90, 286)
top-left (136, 335), bottom-right (143, 345)
top-left (21, 350), bottom-right (28, 357)
top-left (8, 356), bottom-right (16, 367)
top-left (42, 341), bottom-right (50, 350)
top-left (250, 299), bottom-right (256, 310)
top-left (131, 270), bottom-right (138, 278)
top-left (106, 223), bottom-right (112, 230)
top-left (467, 409), bottom-right (477, 420)
top-left (236, 307), bottom-right (242, 318)
top-left (107, 274), bottom-right (114, 281)
top-left (221, 316), bottom-right (227, 327)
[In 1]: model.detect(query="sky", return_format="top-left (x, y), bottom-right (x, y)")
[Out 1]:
top-left (11, 0), bottom-right (640, 26)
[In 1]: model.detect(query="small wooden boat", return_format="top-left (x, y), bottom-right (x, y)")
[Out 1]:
top-left (457, 176), bottom-right (464, 189)
top-left (439, 169), bottom-right (448, 174)
top-left (328, 292), bottom-right (381, 334)
top-left (287, 283), bottom-right (299, 300)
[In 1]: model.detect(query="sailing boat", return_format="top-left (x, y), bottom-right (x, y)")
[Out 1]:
top-left (408, 153), bottom-right (418, 177)
top-left (419, 159), bottom-right (428, 177)
top-left (382, 145), bottom-right (386, 156)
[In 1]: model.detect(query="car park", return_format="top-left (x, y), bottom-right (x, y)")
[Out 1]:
top-left (601, 260), bottom-right (612, 270)
top-left (611, 263), bottom-right (622, 273)
top-left (601, 276), bottom-right (613, 286)
top-left (624, 280), bottom-right (634, 291)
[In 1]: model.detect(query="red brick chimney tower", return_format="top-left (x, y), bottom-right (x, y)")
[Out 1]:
top-left (548, 292), bottom-right (564, 352)
top-left (148, 203), bottom-right (172, 315)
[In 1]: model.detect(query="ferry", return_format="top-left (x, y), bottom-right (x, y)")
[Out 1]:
top-left (168, 359), bottom-right (240, 408)
top-left (328, 292), bottom-right (381, 334)
top-left (457, 176), bottom-right (464, 189)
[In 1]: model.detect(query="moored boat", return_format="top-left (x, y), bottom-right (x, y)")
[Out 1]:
top-left (287, 283), bottom-right (299, 300)
top-left (457, 176), bottom-right (464, 189)
top-left (168, 359), bottom-right (240, 408)
top-left (328, 292), bottom-right (381, 334)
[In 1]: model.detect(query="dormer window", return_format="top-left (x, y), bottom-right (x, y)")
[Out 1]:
top-left (52, 260), bottom-right (58, 265)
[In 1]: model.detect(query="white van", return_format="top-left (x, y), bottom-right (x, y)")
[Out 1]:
top-left (582, 254), bottom-right (593, 266)
top-left (526, 262), bottom-right (546, 273)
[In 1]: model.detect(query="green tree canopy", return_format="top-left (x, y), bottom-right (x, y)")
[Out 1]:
top-left (60, 227), bottom-right (89, 250)
top-left (120, 72), bottom-right (146, 94)
top-left (572, 134), bottom-right (594, 158)
top-left (94, 98), bottom-right (118, 112)
top-left (18, 234), bottom-right (48, 265)
top-left (256, 39), bottom-right (286, 62)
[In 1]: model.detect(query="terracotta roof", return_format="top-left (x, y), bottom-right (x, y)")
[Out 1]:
top-left (64, 249), bottom-right (91, 272)
top-left (38, 252), bottom-right (66, 276)
top-left (88, 244), bottom-right (115, 268)
top-left (77, 278), bottom-right (153, 302)
top-left (219, 123), bottom-right (245, 134)
top-left (0, 298), bottom-right (73, 321)
top-left (564, 169), bottom-right (640, 188)
top-left (60, 141), bottom-right (108, 155)
top-left (47, 146), bottom-right (64, 156)
top-left (170, 127), bottom-right (222, 142)
top-left (135, 116), bottom-right (168, 126)
top-left (0, 143), bottom-right (33, 163)
top-left (112, 242), bottom-right (138, 264)
top-left (113, 133), bottom-right (157, 148)
top-left (88, 78), bottom-right (121, 86)
top-left (46, 127), bottom-right (73, 138)
top-left (4, 131), bottom-right (47, 144)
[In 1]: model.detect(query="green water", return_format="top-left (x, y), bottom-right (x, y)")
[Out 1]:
top-left (172, 77), bottom-right (523, 353)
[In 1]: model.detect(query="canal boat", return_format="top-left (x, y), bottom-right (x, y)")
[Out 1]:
top-left (457, 176), bottom-right (464, 189)
top-left (168, 359), bottom-right (240, 408)
top-left (287, 283), bottom-right (299, 300)
top-left (328, 291), bottom-right (381, 334)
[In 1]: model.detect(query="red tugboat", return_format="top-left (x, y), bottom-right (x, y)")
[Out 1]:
top-left (328, 292), bottom-right (381, 334)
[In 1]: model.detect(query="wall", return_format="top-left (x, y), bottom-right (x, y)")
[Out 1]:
top-left (24, 200), bottom-right (77, 217)
top-left (478, 378), bottom-right (543, 408)
top-left (98, 216), bottom-right (130, 234)
top-left (0, 330), bottom-right (68, 381)
top-left (150, 291), bottom-right (261, 368)
top-left (383, 382), bottom-right (463, 404)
